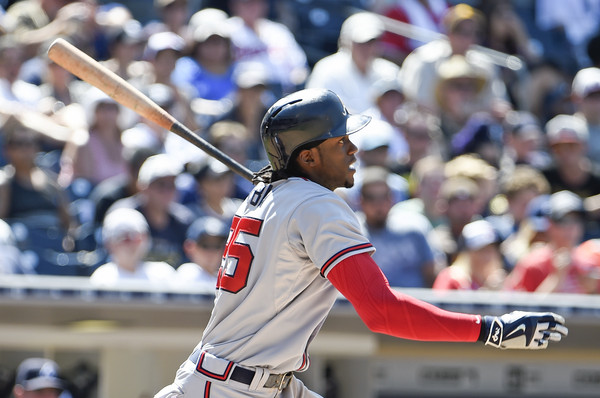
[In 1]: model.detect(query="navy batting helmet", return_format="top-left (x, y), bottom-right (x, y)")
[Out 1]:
top-left (260, 88), bottom-right (371, 171)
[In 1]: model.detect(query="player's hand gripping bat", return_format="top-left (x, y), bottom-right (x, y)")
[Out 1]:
top-left (47, 38), bottom-right (255, 182)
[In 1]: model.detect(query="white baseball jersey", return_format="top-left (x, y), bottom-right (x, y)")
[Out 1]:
top-left (198, 177), bottom-right (374, 373)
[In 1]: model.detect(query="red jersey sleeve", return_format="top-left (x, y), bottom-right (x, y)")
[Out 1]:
top-left (327, 253), bottom-right (482, 342)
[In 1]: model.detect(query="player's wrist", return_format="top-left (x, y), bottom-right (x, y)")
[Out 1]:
top-left (478, 315), bottom-right (496, 344)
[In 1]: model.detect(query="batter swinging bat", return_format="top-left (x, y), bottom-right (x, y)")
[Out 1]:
top-left (47, 38), bottom-right (255, 182)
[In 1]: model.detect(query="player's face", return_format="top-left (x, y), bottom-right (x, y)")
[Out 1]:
top-left (313, 135), bottom-right (358, 190)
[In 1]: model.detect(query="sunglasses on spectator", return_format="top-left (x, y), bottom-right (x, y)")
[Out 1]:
top-left (197, 241), bottom-right (226, 251)
top-left (361, 192), bottom-right (390, 203)
top-left (112, 232), bottom-right (144, 244)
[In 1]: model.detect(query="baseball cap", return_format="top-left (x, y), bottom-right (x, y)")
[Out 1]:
top-left (440, 176), bottom-right (478, 201)
top-left (370, 76), bottom-right (403, 101)
top-left (461, 219), bottom-right (498, 250)
top-left (442, 3), bottom-right (484, 33)
top-left (504, 110), bottom-right (542, 141)
top-left (15, 358), bottom-right (64, 392)
top-left (234, 62), bottom-right (269, 89)
top-left (189, 8), bottom-right (229, 31)
top-left (354, 118), bottom-right (394, 152)
top-left (548, 190), bottom-right (585, 221)
top-left (436, 55), bottom-right (488, 89)
top-left (137, 154), bottom-right (182, 187)
top-left (572, 67), bottom-right (600, 99)
top-left (339, 12), bottom-right (384, 46)
top-left (102, 208), bottom-right (149, 243)
top-left (572, 239), bottom-right (600, 288)
top-left (193, 22), bottom-right (231, 43)
top-left (545, 114), bottom-right (588, 145)
top-left (188, 157), bottom-right (232, 181)
top-left (144, 31), bottom-right (185, 59)
top-left (525, 194), bottom-right (550, 232)
top-left (186, 216), bottom-right (230, 242)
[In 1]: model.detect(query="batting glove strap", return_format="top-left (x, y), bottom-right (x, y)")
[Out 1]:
top-left (479, 311), bottom-right (568, 350)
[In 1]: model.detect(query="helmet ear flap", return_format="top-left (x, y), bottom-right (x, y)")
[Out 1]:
top-left (272, 135), bottom-right (288, 171)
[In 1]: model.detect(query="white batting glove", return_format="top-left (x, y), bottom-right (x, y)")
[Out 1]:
top-left (480, 311), bottom-right (568, 349)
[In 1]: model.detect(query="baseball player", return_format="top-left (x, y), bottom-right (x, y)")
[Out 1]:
top-left (155, 89), bottom-right (568, 398)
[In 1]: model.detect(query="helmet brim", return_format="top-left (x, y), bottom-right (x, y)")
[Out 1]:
top-left (345, 114), bottom-right (372, 136)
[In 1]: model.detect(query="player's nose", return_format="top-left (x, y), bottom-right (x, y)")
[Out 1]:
top-left (348, 139), bottom-right (358, 155)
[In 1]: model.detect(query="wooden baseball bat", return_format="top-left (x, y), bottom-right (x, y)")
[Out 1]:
top-left (47, 38), bottom-right (255, 182)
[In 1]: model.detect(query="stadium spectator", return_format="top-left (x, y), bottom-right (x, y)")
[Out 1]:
top-left (12, 357), bottom-right (65, 398)
top-left (171, 19), bottom-right (236, 108)
top-left (392, 106), bottom-right (445, 178)
top-left (226, 0), bottom-right (308, 95)
top-left (571, 67), bottom-right (600, 165)
top-left (135, 30), bottom-right (197, 131)
top-left (433, 55), bottom-right (500, 138)
top-left (486, 165), bottom-right (551, 242)
top-left (100, 18), bottom-right (147, 82)
top-left (364, 76), bottom-right (408, 164)
top-left (498, 110), bottom-right (551, 176)
top-left (91, 207), bottom-right (175, 285)
top-left (390, 155), bottom-right (447, 232)
top-left (151, 0), bottom-right (190, 38)
top-left (306, 11), bottom-right (400, 113)
top-left (400, 3), bottom-right (507, 113)
top-left (504, 190), bottom-right (586, 293)
top-left (0, 116), bottom-right (74, 250)
top-left (108, 153), bottom-right (194, 268)
top-left (450, 112), bottom-right (505, 169)
top-left (218, 61), bottom-right (273, 162)
top-left (429, 175), bottom-right (481, 265)
top-left (0, 35), bottom-right (43, 110)
top-left (89, 146), bottom-right (157, 226)
top-left (357, 166), bottom-right (437, 288)
top-left (121, 83), bottom-right (180, 154)
top-left (433, 219), bottom-right (506, 290)
top-left (444, 154), bottom-right (499, 217)
top-left (204, 120), bottom-right (254, 199)
top-left (177, 216), bottom-right (229, 286)
top-left (341, 118), bottom-right (408, 211)
top-left (570, 238), bottom-right (600, 294)
top-left (59, 88), bottom-right (128, 187)
top-left (185, 157), bottom-right (242, 223)
top-left (541, 113), bottom-right (600, 239)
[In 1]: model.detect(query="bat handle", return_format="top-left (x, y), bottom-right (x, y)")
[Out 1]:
top-left (170, 122), bottom-right (255, 182)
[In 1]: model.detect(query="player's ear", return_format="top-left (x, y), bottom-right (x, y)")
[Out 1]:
top-left (296, 148), bottom-right (317, 168)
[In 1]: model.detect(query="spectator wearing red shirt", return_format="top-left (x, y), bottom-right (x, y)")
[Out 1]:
top-left (504, 190), bottom-right (586, 293)
top-left (433, 219), bottom-right (505, 290)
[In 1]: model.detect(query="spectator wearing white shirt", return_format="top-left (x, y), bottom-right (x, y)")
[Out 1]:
top-left (90, 207), bottom-right (175, 285)
top-left (306, 11), bottom-right (400, 113)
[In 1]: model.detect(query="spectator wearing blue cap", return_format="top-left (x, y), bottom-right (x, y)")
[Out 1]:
top-left (13, 357), bottom-right (65, 398)
top-left (177, 216), bottom-right (230, 287)
top-left (504, 190), bottom-right (587, 292)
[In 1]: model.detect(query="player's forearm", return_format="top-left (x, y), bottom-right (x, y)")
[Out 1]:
top-left (327, 253), bottom-right (481, 342)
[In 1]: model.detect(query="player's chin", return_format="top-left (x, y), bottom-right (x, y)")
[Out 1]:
top-left (344, 171), bottom-right (356, 188)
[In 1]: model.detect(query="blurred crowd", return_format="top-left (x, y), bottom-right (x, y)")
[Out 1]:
top-left (0, 0), bottom-right (600, 296)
